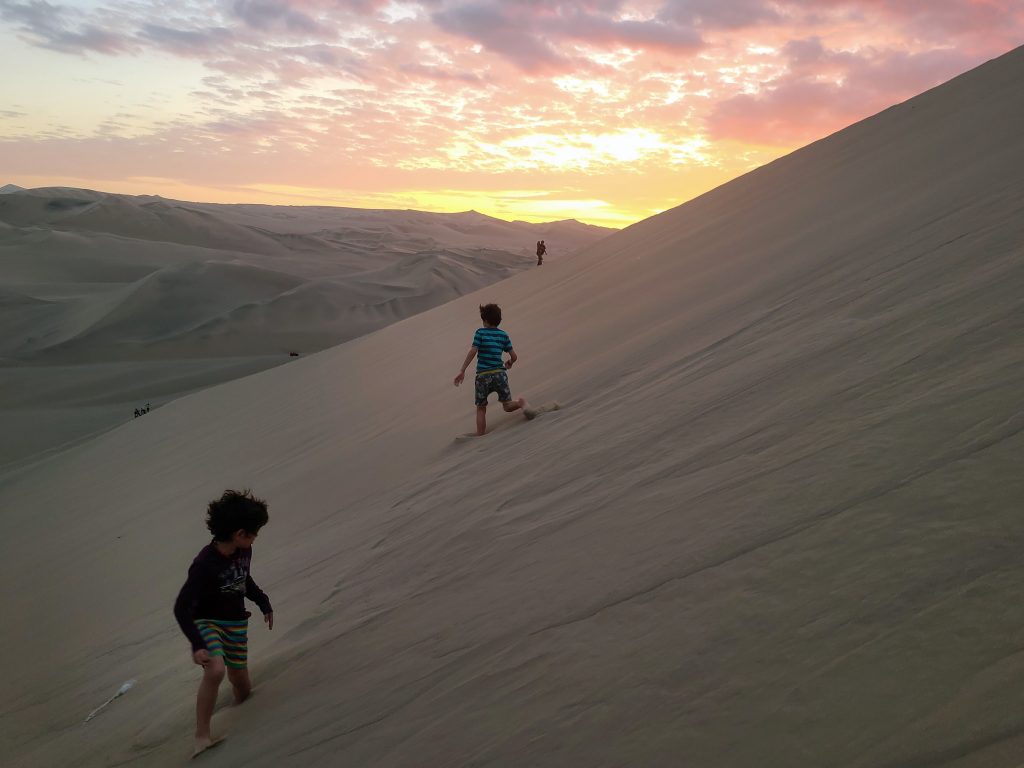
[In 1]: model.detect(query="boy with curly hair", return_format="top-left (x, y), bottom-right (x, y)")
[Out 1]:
top-left (173, 489), bottom-right (274, 758)
top-left (453, 303), bottom-right (532, 436)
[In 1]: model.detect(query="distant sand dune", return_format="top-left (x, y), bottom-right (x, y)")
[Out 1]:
top-left (0, 193), bottom-right (612, 461)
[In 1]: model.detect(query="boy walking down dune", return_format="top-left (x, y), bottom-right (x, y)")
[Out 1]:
top-left (454, 303), bottom-right (532, 436)
top-left (173, 489), bottom-right (274, 758)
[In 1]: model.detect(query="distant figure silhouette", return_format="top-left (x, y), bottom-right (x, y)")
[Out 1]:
top-left (536, 239), bottom-right (546, 265)
top-left (134, 408), bottom-right (140, 418)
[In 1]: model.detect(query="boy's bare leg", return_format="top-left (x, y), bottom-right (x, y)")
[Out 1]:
top-left (227, 667), bottom-right (252, 704)
top-left (476, 406), bottom-right (487, 436)
top-left (194, 657), bottom-right (226, 756)
top-left (502, 397), bottom-right (529, 414)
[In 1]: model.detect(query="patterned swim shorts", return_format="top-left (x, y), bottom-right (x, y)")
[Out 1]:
top-left (194, 618), bottom-right (249, 668)
top-left (474, 369), bottom-right (511, 406)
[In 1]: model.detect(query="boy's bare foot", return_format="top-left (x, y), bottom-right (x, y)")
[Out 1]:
top-left (192, 735), bottom-right (226, 759)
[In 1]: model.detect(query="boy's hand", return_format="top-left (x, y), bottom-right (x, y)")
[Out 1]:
top-left (453, 372), bottom-right (465, 386)
top-left (265, 612), bottom-right (274, 630)
top-left (504, 360), bottom-right (514, 369)
top-left (193, 649), bottom-right (210, 666)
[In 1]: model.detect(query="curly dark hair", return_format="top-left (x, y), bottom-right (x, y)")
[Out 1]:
top-left (206, 489), bottom-right (269, 541)
top-left (479, 303), bottom-right (502, 326)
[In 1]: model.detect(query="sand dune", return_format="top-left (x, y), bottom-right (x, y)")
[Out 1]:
top-left (0, 193), bottom-right (611, 461)
top-left (2, 45), bottom-right (1023, 768)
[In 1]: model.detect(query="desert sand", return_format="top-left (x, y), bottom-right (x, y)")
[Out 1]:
top-left (2, 44), bottom-right (1023, 768)
top-left (0, 193), bottom-right (610, 464)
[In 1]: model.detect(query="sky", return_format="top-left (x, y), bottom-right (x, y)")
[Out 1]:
top-left (0, 1), bottom-right (1021, 227)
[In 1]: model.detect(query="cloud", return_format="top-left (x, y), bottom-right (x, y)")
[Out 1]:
top-left (783, 0), bottom-right (1024, 52)
top-left (706, 41), bottom-right (981, 145)
top-left (0, 0), bottom-right (132, 54)
top-left (659, 0), bottom-right (783, 29)
top-left (553, 10), bottom-right (702, 53)
top-left (399, 62), bottom-right (487, 83)
top-left (229, 0), bottom-right (326, 35)
top-left (432, 3), bottom-right (569, 73)
top-left (1, 0), bottom-right (1021, 214)
top-left (433, 1), bottom-right (702, 74)
top-left (139, 23), bottom-right (234, 56)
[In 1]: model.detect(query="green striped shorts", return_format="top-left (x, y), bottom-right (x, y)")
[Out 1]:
top-left (194, 618), bottom-right (249, 669)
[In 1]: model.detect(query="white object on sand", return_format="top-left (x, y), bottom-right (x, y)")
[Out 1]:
top-left (83, 679), bottom-right (136, 724)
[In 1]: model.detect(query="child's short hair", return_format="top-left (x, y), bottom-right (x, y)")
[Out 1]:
top-left (479, 303), bottom-right (502, 326)
top-left (206, 489), bottom-right (269, 540)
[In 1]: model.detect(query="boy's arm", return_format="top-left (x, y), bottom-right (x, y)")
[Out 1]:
top-left (173, 566), bottom-right (209, 652)
top-left (504, 333), bottom-right (516, 368)
top-left (245, 574), bottom-right (273, 616)
top-left (454, 347), bottom-right (477, 386)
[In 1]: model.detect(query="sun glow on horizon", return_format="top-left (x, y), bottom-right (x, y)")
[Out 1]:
top-left (1, 1), bottom-right (1020, 228)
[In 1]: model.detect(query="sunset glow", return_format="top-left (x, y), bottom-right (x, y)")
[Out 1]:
top-left (1, 1), bottom-right (1021, 226)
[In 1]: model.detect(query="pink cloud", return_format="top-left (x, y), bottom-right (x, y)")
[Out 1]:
top-left (785, 0), bottom-right (1024, 51)
top-left (659, 0), bottom-right (783, 29)
top-left (399, 62), bottom-right (489, 83)
top-left (706, 42), bottom-right (983, 145)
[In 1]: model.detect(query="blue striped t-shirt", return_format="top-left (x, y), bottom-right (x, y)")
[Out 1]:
top-left (473, 327), bottom-right (512, 374)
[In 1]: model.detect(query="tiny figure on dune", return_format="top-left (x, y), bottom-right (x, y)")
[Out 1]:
top-left (134, 408), bottom-right (140, 418)
top-left (453, 303), bottom-right (532, 436)
top-left (173, 489), bottom-right (274, 759)
top-left (536, 239), bottom-right (546, 265)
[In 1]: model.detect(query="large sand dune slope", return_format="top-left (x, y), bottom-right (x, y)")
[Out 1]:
top-left (3, 45), bottom-right (1024, 768)
top-left (0, 194), bottom-right (610, 463)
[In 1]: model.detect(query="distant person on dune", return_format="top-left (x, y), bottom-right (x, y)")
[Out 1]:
top-left (536, 239), bottom-right (546, 265)
top-left (453, 303), bottom-right (531, 436)
top-left (173, 489), bottom-right (274, 758)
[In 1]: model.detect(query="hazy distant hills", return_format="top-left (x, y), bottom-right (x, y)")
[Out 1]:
top-left (0, 187), bottom-right (614, 461)
top-left (0, 187), bottom-right (613, 363)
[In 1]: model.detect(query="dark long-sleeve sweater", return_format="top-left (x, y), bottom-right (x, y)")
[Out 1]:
top-left (173, 543), bottom-right (272, 651)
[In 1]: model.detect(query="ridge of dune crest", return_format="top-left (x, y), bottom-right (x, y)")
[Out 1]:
top-left (2, 45), bottom-right (1024, 768)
